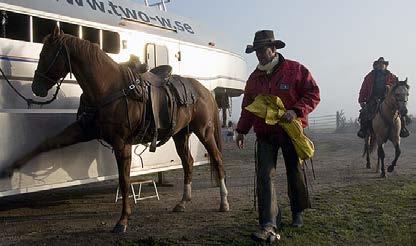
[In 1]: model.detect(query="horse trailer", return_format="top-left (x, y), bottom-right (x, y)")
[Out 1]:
top-left (0, 0), bottom-right (247, 197)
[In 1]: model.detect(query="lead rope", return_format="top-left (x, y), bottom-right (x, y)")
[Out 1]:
top-left (254, 139), bottom-right (258, 210)
top-left (134, 144), bottom-right (148, 168)
top-left (303, 158), bottom-right (316, 196)
top-left (0, 66), bottom-right (63, 108)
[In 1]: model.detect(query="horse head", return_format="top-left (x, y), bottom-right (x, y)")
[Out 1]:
top-left (32, 25), bottom-right (71, 97)
top-left (389, 78), bottom-right (410, 115)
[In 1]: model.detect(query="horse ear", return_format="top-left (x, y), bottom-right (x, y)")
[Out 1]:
top-left (405, 77), bottom-right (408, 83)
top-left (52, 25), bottom-right (60, 37)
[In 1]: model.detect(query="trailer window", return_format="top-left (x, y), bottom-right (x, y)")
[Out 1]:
top-left (82, 26), bottom-right (100, 45)
top-left (155, 45), bottom-right (169, 66)
top-left (146, 44), bottom-right (169, 69)
top-left (33, 17), bottom-right (58, 43)
top-left (102, 30), bottom-right (120, 54)
top-left (0, 10), bottom-right (30, 42)
top-left (60, 22), bottom-right (79, 37)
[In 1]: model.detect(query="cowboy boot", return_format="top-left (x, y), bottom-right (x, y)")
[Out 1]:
top-left (357, 127), bottom-right (366, 139)
top-left (251, 225), bottom-right (280, 243)
top-left (357, 110), bottom-right (367, 139)
top-left (291, 212), bottom-right (304, 228)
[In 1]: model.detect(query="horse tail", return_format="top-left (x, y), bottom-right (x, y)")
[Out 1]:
top-left (210, 100), bottom-right (223, 185)
top-left (213, 105), bottom-right (223, 155)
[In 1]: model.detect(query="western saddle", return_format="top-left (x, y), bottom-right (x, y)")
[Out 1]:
top-left (77, 55), bottom-right (198, 152)
top-left (135, 64), bottom-right (198, 152)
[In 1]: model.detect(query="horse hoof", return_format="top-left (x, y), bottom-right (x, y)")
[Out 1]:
top-left (112, 223), bottom-right (127, 234)
top-left (172, 204), bottom-right (185, 212)
top-left (380, 173), bottom-right (386, 178)
top-left (219, 203), bottom-right (230, 212)
top-left (366, 164), bottom-right (371, 169)
top-left (387, 165), bottom-right (395, 173)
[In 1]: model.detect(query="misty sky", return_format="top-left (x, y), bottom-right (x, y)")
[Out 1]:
top-left (145, 0), bottom-right (415, 121)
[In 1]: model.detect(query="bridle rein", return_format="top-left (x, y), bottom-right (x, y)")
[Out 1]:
top-left (34, 42), bottom-right (73, 87)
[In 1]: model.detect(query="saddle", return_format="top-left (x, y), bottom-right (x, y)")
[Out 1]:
top-left (76, 63), bottom-right (198, 152)
top-left (142, 65), bottom-right (198, 152)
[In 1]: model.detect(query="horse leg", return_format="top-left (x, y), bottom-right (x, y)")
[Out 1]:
top-left (172, 130), bottom-right (193, 212)
top-left (365, 136), bottom-right (371, 169)
top-left (195, 130), bottom-right (229, 212)
top-left (378, 145), bottom-right (386, 178)
top-left (112, 143), bottom-right (132, 234)
top-left (387, 143), bottom-right (401, 173)
top-left (0, 121), bottom-right (95, 179)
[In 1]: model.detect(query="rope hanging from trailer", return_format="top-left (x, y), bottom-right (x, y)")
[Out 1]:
top-left (0, 67), bottom-right (63, 108)
top-left (0, 42), bottom-right (73, 108)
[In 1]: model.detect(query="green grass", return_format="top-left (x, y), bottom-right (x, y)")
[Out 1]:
top-left (120, 177), bottom-right (416, 245)
top-left (278, 178), bottom-right (416, 246)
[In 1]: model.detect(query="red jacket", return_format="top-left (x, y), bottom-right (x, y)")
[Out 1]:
top-left (236, 55), bottom-right (320, 138)
top-left (358, 70), bottom-right (397, 103)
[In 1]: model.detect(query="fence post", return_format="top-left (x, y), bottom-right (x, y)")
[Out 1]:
top-left (336, 111), bottom-right (340, 130)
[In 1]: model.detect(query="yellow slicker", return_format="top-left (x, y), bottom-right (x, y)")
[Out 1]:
top-left (245, 95), bottom-right (315, 161)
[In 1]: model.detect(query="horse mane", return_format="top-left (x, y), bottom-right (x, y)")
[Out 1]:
top-left (48, 34), bottom-right (118, 68)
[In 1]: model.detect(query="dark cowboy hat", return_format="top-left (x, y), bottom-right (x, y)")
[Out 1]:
top-left (373, 57), bottom-right (389, 66)
top-left (245, 30), bottom-right (286, 54)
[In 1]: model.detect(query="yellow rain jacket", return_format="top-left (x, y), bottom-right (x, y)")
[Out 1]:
top-left (245, 95), bottom-right (315, 161)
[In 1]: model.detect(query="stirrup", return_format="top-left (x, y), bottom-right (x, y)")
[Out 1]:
top-left (150, 132), bottom-right (158, 152)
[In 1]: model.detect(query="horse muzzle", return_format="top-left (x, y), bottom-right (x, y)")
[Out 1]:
top-left (31, 82), bottom-right (49, 97)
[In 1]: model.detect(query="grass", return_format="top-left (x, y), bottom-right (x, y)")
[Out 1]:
top-left (120, 176), bottom-right (416, 245)
top-left (278, 177), bottom-right (416, 246)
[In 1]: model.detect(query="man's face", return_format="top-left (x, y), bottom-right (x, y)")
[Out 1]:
top-left (375, 62), bottom-right (387, 71)
top-left (255, 46), bottom-right (276, 65)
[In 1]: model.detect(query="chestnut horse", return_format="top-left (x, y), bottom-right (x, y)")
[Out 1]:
top-left (0, 26), bottom-right (229, 233)
top-left (363, 79), bottom-right (410, 177)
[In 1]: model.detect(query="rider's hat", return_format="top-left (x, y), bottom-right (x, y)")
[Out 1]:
top-left (245, 30), bottom-right (286, 54)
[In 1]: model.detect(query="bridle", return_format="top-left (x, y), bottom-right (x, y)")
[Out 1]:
top-left (378, 83), bottom-right (409, 127)
top-left (33, 42), bottom-right (73, 93)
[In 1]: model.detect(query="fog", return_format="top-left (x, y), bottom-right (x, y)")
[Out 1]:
top-left (167, 0), bottom-right (415, 120)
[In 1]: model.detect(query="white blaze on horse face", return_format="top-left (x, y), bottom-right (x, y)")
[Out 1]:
top-left (394, 86), bottom-right (409, 113)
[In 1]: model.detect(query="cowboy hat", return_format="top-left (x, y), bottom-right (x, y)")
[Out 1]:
top-left (245, 30), bottom-right (286, 54)
top-left (373, 57), bottom-right (389, 66)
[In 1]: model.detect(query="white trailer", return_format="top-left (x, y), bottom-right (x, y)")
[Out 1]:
top-left (0, 0), bottom-right (247, 197)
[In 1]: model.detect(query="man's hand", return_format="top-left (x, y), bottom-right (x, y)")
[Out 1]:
top-left (282, 110), bottom-right (297, 123)
top-left (235, 133), bottom-right (245, 149)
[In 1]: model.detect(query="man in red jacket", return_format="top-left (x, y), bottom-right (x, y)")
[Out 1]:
top-left (235, 30), bottom-right (320, 243)
top-left (357, 57), bottom-right (409, 138)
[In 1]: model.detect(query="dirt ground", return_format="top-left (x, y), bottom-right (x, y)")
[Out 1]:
top-left (0, 129), bottom-right (415, 245)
